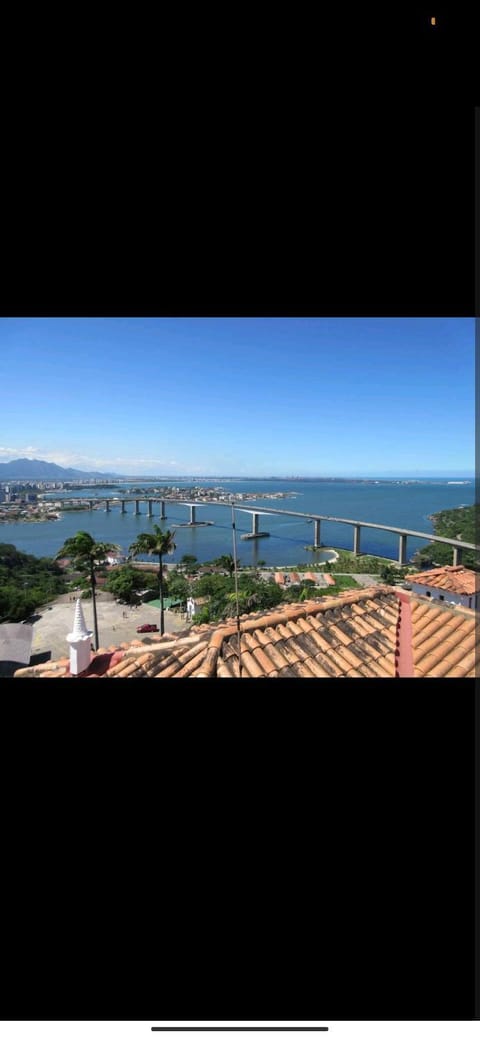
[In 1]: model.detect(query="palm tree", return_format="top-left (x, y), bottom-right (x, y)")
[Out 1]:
top-left (55, 531), bottom-right (120, 650)
top-left (215, 553), bottom-right (237, 577)
top-left (129, 525), bottom-right (177, 635)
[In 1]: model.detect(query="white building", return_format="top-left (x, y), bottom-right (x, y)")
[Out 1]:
top-left (405, 565), bottom-right (479, 611)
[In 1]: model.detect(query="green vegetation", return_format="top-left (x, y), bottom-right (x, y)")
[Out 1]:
top-left (105, 565), bottom-right (158, 605)
top-left (0, 542), bottom-right (67, 622)
top-left (379, 564), bottom-right (411, 585)
top-left (55, 531), bottom-right (120, 650)
top-left (213, 554), bottom-right (237, 576)
top-left (188, 569), bottom-right (362, 625)
top-left (316, 550), bottom-right (399, 574)
top-left (179, 554), bottom-right (199, 575)
top-left (412, 505), bottom-right (480, 571)
top-left (129, 526), bottom-right (177, 635)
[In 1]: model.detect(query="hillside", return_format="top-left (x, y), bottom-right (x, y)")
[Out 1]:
top-left (413, 504), bottom-right (480, 571)
top-left (0, 458), bottom-right (119, 480)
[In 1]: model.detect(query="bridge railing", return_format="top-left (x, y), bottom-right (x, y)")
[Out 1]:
top-left (54, 496), bottom-right (480, 563)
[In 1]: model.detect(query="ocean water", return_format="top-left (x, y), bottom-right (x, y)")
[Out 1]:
top-left (1, 479), bottom-right (476, 567)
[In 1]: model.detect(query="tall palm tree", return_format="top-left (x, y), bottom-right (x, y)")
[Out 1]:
top-left (128, 525), bottom-right (177, 635)
top-left (215, 553), bottom-right (237, 577)
top-left (55, 531), bottom-right (120, 650)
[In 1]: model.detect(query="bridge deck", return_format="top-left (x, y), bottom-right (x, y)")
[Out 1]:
top-left (56, 498), bottom-right (480, 552)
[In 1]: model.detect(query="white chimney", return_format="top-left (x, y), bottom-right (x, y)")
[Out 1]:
top-left (67, 598), bottom-right (93, 676)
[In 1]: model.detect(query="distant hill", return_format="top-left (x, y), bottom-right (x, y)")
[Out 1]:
top-left (0, 458), bottom-right (120, 480)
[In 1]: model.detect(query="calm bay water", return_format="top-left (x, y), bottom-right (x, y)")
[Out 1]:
top-left (1, 479), bottom-right (476, 567)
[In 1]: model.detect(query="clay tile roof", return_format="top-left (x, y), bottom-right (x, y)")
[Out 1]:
top-left (13, 586), bottom-right (479, 680)
top-left (406, 565), bottom-right (479, 596)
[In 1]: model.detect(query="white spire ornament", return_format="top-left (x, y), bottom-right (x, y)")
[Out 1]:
top-left (66, 598), bottom-right (93, 676)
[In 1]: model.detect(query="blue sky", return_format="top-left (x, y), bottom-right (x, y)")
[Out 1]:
top-left (0, 317), bottom-right (475, 477)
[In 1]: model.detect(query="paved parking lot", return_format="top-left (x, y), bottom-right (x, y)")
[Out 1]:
top-left (26, 591), bottom-right (189, 663)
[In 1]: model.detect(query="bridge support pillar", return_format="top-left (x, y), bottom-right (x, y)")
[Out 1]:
top-left (105, 500), bottom-right (110, 512)
top-left (453, 546), bottom-right (462, 566)
top-left (353, 525), bottom-right (361, 555)
top-left (89, 500), bottom-right (94, 510)
top-left (135, 499), bottom-right (140, 515)
top-left (398, 534), bottom-right (407, 565)
top-left (252, 512), bottom-right (259, 535)
top-left (147, 500), bottom-right (153, 517)
top-left (160, 500), bottom-right (166, 519)
top-left (189, 505), bottom-right (196, 524)
top-left (314, 519), bottom-right (321, 548)
top-left (121, 500), bottom-right (126, 514)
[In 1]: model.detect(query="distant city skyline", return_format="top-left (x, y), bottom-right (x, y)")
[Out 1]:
top-left (1, 317), bottom-right (475, 477)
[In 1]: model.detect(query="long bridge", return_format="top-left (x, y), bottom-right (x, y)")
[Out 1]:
top-left (55, 496), bottom-right (479, 566)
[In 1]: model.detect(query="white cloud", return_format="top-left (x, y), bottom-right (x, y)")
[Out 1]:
top-left (0, 445), bottom-right (39, 458)
top-left (0, 447), bottom-right (188, 474)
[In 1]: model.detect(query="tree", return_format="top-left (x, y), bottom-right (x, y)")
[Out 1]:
top-left (214, 554), bottom-right (237, 577)
top-left (413, 505), bottom-right (479, 571)
top-left (55, 531), bottom-right (120, 650)
top-left (380, 565), bottom-right (398, 585)
top-left (105, 565), bottom-right (157, 605)
top-left (179, 554), bottom-right (198, 575)
top-left (129, 525), bottom-right (177, 635)
top-left (166, 571), bottom-right (190, 601)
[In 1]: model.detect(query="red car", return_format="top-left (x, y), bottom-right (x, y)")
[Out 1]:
top-left (137, 623), bottom-right (159, 633)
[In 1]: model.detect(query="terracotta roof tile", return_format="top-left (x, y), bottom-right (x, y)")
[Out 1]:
top-left (356, 661), bottom-right (383, 678)
top-left (175, 646), bottom-right (210, 678)
top-left (327, 623), bottom-right (354, 648)
top-left (357, 611), bottom-right (386, 632)
top-left (240, 650), bottom-right (266, 678)
top-left (332, 644), bottom-right (365, 671)
top-left (446, 663), bottom-right (477, 679)
top-left (306, 655), bottom-right (333, 677)
top-left (413, 630), bottom-right (451, 663)
top-left (276, 665), bottom-right (298, 678)
top-left (412, 617), bottom-right (452, 648)
top-left (278, 635), bottom-right (309, 665)
top-left (425, 645), bottom-right (476, 678)
top-left (260, 641), bottom-right (292, 673)
top-left (281, 621), bottom-right (303, 638)
top-left (455, 629), bottom-right (479, 654)
top-left (243, 632), bottom-right (262, 654)
top-left (263, 625), bottom-right (284, 645)
top-left (245, 644), bottom-right (276, 678)
top-left (363, 632), bottom-right (395, 656)
top-left (320, 649), bottom-right (347, 677)
top-left (293, 657), bottom-right (323, 678)
top-left (406, 565), bottom-right (479, 596)
top-left (358, 656), bottom-right (388, 678)
top-left (14, 585), bottom-right (477, 680)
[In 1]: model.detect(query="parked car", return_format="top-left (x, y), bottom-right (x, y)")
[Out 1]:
top-left (137, 623), bottom-right (159, 633)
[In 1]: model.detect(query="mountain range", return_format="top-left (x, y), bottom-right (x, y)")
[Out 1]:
top-left (0, 458), bottom-right (120, 480)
